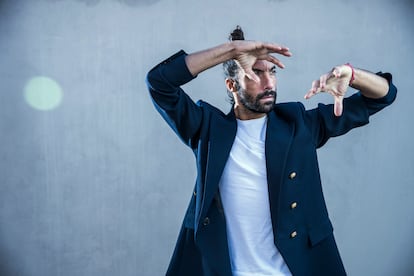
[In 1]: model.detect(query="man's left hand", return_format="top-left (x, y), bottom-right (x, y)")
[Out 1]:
top-left (304, 65), bottom-right (353, 116)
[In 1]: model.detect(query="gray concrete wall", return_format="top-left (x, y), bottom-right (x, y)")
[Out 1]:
top-left (0, 0), bottom-right (412, 275)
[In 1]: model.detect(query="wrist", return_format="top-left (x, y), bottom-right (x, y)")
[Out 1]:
top-left (345, 63), bottom-right (355, 86)
top-left (226, 41), bottom-right (238, 59)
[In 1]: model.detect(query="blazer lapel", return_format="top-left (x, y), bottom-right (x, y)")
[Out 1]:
top-left (198, 110), bottom-right (237, 229)
top-left (265, 109), bottom-right (295, 231)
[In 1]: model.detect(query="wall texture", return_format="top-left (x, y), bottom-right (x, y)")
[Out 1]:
top-left (0, 0), bottom-right (413, 275)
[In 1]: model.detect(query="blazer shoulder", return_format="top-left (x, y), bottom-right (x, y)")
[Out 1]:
top-left (196, 100), bottom-right (229, 118)
top-left (274, 101), bottom-right (306, 121)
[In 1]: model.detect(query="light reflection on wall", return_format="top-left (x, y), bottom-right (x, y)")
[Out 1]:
top-left (24, 76), bottom-right (63, 111)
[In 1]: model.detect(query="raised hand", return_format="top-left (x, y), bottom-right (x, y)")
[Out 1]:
top-left (232, 41), bottom-right (292, 82)
top-left (185, 40), bottom-right (291, 79)
top-left (304, 64), bottom-right (353, 116)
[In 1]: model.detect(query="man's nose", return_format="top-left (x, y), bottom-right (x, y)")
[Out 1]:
top-left (261, 73), bottom-right (275, 90)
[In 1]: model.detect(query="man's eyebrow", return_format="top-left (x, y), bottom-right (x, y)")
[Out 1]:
top-left (252, 66), bottom-right (277, 72)
top-left (270, 66), bottom-right (277, 71)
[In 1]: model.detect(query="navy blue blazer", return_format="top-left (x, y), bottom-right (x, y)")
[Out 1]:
top-left (146, 50), bottom-right (397, 276)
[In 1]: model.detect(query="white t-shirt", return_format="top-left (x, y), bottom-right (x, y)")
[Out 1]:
top-left (219, 115), bottom-right (292, 276)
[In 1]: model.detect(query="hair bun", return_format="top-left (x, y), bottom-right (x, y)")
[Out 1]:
top-left (229, 25), bottom-right (244, 41)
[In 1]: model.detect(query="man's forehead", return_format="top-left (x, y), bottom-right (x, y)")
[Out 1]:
top-left (253, 60), bottom-right (275, 70)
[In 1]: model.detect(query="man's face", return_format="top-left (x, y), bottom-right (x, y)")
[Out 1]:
top-left (236, 60), bottom-right (277, 114)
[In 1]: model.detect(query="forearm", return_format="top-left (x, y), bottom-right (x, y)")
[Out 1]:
top-left (184, 42), bottom-right (236, 76)
top-left (351, 68), bottom-right (389, 99)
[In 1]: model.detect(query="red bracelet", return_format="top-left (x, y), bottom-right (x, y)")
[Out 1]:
top-left (345, 63), bottom-right (355, 86)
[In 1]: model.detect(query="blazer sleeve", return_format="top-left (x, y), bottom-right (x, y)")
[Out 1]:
top-left (146, 50), bottom-right (203, 148)
top-left (304, 72), bottom-right (397, 148)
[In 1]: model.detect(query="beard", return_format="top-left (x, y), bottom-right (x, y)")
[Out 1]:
top-left (237, 88), bottom-right (277, 114)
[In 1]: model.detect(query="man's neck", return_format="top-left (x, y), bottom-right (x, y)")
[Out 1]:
top-left (234, 104), bottom-right (267, 120)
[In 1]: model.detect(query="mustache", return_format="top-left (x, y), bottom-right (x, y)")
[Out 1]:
top-left (256, 90), bottom-right (277, 100)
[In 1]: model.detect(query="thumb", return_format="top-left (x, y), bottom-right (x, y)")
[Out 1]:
top-left (334, 95), bottom-right (344, 116)
top-left (244, 69), bottom-right (259, 83)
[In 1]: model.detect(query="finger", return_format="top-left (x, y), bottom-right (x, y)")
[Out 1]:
top-left (266, 55), bottom-right (286, 69)
top-left (304, 80), bottom-right (320, 99)
top-left (334, 95), bottom-right (344, 116)
top-left (262, 43), bottom-right (292, 56)
top-left (304, 90), bottom-right (314, 99)
top-left (319, 73), bottom-right (328, 90)
top-left (276, 48), bottom-right (293, 57)
top-left (332, 66), bottom-right (342, 78)
top-left (257, 44), bottom-right (292, 62)
top-left (244, 69), bottom-right (260, 83)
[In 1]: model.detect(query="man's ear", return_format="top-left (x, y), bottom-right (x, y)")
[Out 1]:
top-left (225, 78), bottom-right (239, 92)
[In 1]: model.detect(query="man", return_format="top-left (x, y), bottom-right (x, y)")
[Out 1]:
top-left (145, 26), bottom-right (397, 276)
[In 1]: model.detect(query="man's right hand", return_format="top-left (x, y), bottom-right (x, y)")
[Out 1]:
top-left (232, 40), bottom-right (292, 82)
top-left (185, 40), bottom-right (291, 78)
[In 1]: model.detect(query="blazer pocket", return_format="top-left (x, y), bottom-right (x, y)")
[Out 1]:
top-left (308, 220), bottom-right (334, 247)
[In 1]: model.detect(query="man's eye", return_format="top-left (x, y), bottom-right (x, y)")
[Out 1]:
top-left (252, 69), bottom-right (262, 75)
top-left (270, 68), bottom-right (277, 75)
